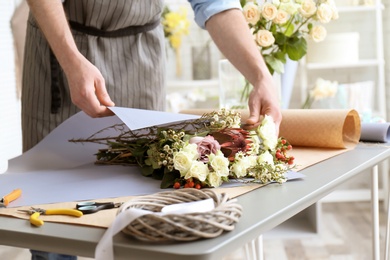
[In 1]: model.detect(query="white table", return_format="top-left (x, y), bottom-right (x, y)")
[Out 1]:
top-left (0, 143), bottom-right (389, 260)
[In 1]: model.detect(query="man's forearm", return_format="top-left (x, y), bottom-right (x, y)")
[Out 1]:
top-left (26, 0), bottom-right (81, 74)
top-left (205, 9), bottom-right (272, 86)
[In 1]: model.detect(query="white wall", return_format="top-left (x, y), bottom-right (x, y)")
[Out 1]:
top-left (0, 1), bottom-right (22, 173)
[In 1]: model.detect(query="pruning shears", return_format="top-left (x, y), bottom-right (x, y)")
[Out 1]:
top-left (76, 201), bottom-right (122, 214)
top-left (0, 189), bottom-right (22, 208)
top-left (18, 207), bottom-right (83, 227)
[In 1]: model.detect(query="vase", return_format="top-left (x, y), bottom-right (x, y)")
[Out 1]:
top-left (191, 44), bottom-right (211, 80)
top-left (280, 58), bottom-right (298, 109)
top-left (218, 59), bottom-right (247, 109)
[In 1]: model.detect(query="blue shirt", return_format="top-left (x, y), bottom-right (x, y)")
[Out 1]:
top-left (188, 0), bottom-right (242, 29)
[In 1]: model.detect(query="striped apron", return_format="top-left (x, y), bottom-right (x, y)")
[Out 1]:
top-left (22, 0), bottom-right (166, 152)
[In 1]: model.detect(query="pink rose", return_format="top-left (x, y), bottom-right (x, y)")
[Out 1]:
top-left (189, 136), bottom-right (221, 162)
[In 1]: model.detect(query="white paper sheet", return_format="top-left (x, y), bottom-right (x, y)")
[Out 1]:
top-left (0, 107), bottom-right (304, 207)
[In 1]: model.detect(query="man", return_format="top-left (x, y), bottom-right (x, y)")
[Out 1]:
top-left (24, 0), bottom-right (281, 259)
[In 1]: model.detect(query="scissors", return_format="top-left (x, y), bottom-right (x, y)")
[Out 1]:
top-left (76, 201), bottom-right (122, 214)
top-left (18, 207), bottom-right (83, 227)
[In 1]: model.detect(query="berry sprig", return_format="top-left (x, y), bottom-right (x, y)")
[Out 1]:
top-left (173, 178), bottom-right (202, 189)
top-left (275, 138), bottom-right (295, 165)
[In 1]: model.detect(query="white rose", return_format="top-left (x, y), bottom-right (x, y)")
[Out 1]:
top-left (330, 5), bottom-right (339, 20)
top-left (255, 30), bottom-right (275, 47)
top-left (316, 3), bottom-right (333, 24)
top-left (181, 143), bottom-right (199, 159)
top-left (232, 154), bottom-right (258, 178)
top-left (257, 115), bottom-right (278, 150)
top-left (310, 25), bottom-right (327, 42)
top-left (207, 171), bottom-right (223, 188)
top-left (249, 133), bottom-right (261, 155)
top-left (261, 3), bottom-right (278, 20)
top-left (273, 9), bottom-right (290, 24)
top-left (185, 160), bottom-right (209, 182)
top-left (243, 2), bottom-right (261, 25)
top-left (209, 151), bottom-right (230, 177)
top-left (173, 151), bottom-right (194, 176)
top-left (257, 150), bottom-right (275, 166)
top-left (299, 0), bottom-right (317, 18)
top-left (280, 2), bottom-right (299, 15)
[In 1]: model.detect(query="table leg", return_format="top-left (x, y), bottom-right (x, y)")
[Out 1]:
top-left (385, 165), bottom-right (390, 260)
top-left (244, 235), bottom-right (263, 260)
top-left (372, 165), bottom-right (380, 260)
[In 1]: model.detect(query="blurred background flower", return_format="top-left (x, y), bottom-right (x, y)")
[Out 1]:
top-left (161, 5), bottom-right (190, 77)
top-left (162, 6), bottom-right (190, 50)
top-left (301, 77), bottom-right (338, 109)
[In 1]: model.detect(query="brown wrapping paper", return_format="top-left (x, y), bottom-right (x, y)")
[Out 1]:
top-left (0, 109), bottom-right (361, 228)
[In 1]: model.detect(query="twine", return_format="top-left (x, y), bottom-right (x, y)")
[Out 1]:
top-left (117, 189), bottom-right (243, 242)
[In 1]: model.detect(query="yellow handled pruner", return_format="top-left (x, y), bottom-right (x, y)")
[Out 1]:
top-left (18, 207), bottom-right (83, 227)
top-left (0, 189), bottom-right (22, 208)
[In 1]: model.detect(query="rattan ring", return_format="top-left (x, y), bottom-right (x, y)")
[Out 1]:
top-left (118, 188), bottom-right (243, 242)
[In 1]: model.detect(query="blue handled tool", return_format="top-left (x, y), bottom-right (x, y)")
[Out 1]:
top-left (76, 201), bottom-right (122, 214)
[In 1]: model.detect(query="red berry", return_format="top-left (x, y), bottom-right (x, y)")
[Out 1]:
top-left (184, 183), bottom-right (190, 188)
top-left (287, 145), bottom-right (292, 150)
top-left (188, 181), bottom-right (195, 188)
top-left (195, 183), bottom-right (201, 189)
top-left (281, 139), bottom-right (287, 145)
top-left (173, 182), bottom-right (181, 189)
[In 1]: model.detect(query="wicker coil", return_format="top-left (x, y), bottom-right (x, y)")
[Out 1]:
top-left (118, 188), bottom-right (243, 242)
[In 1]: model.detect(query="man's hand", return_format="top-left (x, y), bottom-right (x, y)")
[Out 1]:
top-left (245, 74), bottom-right (282, 136)
top-left (64, 54), bottom-right (115, 118)
top-left (27, 0), bottom-right (115, 118)
top-left (205, 9), bottom-right (282, 135)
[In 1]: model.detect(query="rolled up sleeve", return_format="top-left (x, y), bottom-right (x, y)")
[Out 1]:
top-left (188, 0), bottom-right (242, 29)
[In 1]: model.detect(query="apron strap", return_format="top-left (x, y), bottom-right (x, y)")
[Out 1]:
top-left (68, 19), bottom-right (160, 38)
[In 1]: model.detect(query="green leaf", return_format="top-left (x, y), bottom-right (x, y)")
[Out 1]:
top-left (152, 168), bottom-right (164, 180)
top-left (265, 55), bottom-right (285, 74)
top-left (274, 32), bottom-right (287, 47)
top-left (141, 166), bottom-right (154, 177)
top-left (160, 170), bottom-right (180, 189)
top-left (286, 37), bottom-right (307, 61)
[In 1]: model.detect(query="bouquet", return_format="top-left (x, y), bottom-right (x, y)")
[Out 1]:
top-left (241, 0), bottom-right (339, 74)
top-left (71, 109), bottom-right (294, 189)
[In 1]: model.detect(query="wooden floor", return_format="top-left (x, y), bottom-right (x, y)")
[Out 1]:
top-left (0, 202), bottom-right (388, 260)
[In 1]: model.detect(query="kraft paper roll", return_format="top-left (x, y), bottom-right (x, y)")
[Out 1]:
top-left (181, 109), bottom-right (361, 149)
